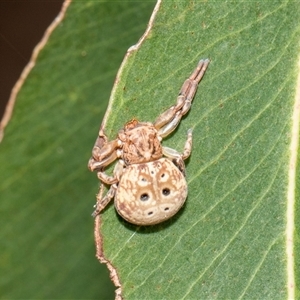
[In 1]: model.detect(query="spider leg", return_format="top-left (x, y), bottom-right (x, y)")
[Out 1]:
top-left (96, 160), bottom-right (124, 184)
top-left (163, 147), bottom-right (186, 175)
top-left (181, 128), bottom-right (193, 160)
top-left (88, 127), bottom-right (121, 171)
top-left (162, 129), bottom-right (193, 175)
top-left (92, 159), bottom-right (124, 217)
top-left (154, 59), bottom-right (209, 137)
top-left (92, 183), bottom-right (118, 217)
top-left (88, 149), bottom-right (118, 171)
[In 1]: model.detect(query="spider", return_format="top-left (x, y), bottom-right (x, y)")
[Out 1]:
top-left (88, 59), bottom-right (209, 225)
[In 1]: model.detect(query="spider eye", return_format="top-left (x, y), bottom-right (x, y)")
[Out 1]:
top-left (162, 188), bottom-right (170, 196)
top-left (140, 193), bottom-right (149, 201)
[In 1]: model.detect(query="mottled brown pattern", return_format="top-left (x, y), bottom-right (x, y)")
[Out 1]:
top-left (137, 163), bottom-right (147, 171)
top-left (115, 158), bottom-right (187, 225)
top-left (120, 121), bottom-right (163, 165)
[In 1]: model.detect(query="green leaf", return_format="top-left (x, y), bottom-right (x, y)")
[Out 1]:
top-left (0, 1), bottom-right (155, 299)
top-left (97, 1), bottom-right (300, 299)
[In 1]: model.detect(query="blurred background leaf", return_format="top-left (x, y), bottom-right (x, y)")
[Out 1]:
top-left (0, 1), bottom-right (155, 299)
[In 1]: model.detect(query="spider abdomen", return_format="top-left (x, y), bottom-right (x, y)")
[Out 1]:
top-left (115, 158), bottom-right (187, 225)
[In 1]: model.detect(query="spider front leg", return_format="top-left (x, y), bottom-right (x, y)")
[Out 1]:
top-left (154, 59), bottom-right (209, 138)
top-left (88, 127), bottom-right (121, 171)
